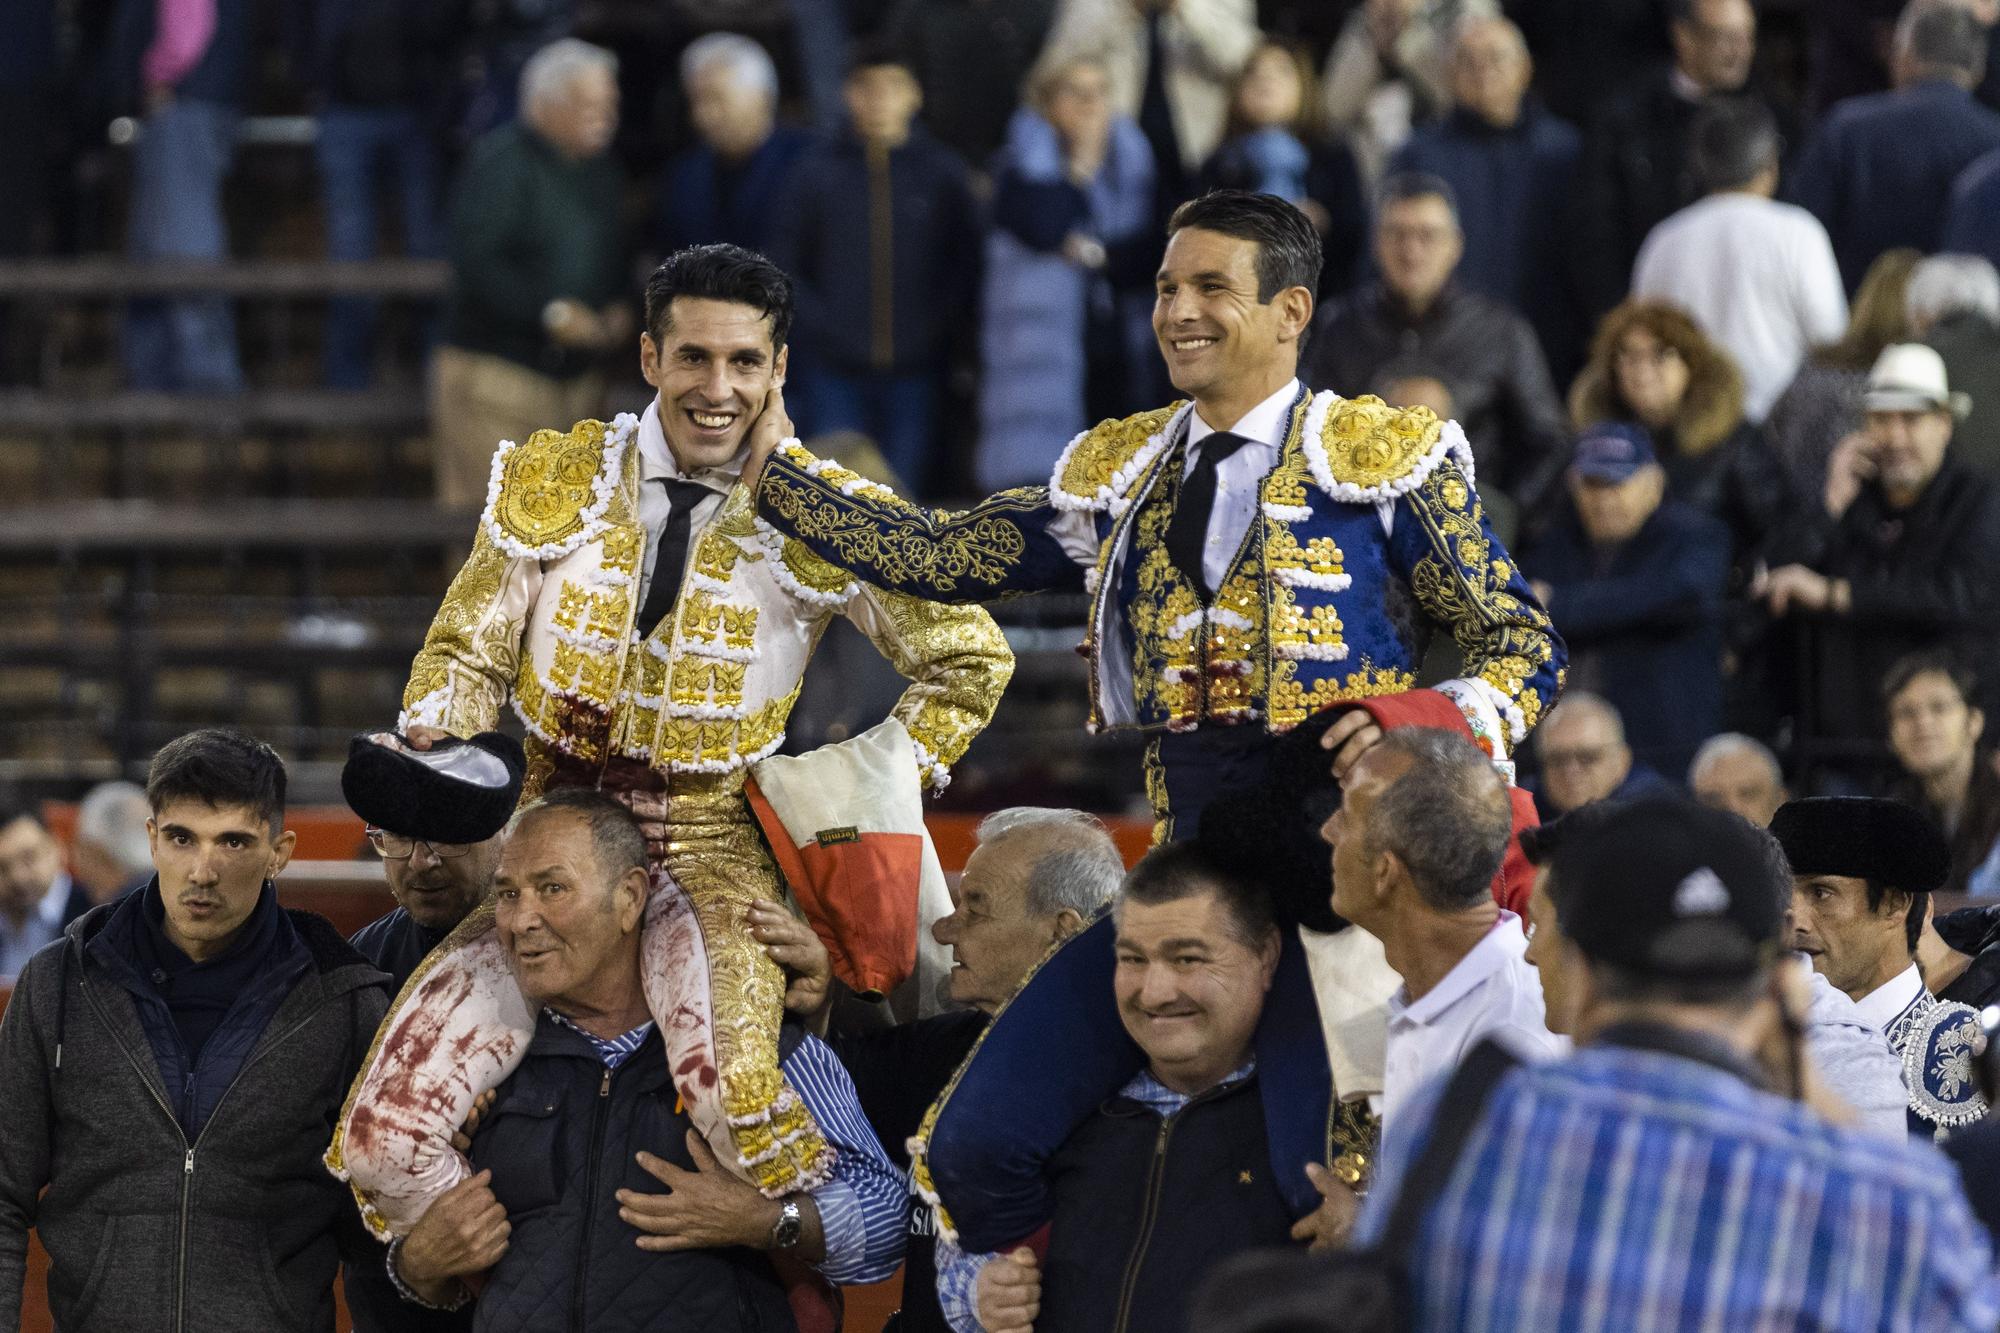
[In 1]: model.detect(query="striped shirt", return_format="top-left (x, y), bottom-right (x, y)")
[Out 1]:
top-left (1352, 1031), bottom-right (2000, 1331)
top-left (543, 1009), bottom-right (905, 1286)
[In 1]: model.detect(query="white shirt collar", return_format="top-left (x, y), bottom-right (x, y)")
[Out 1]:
top-left (1852, 962), bottom-right (1925, 1033)
top-left (34, 872), bottom-right (72, 928)
top-left (638, 394), bottom-right (744, 493)
top-left (1184, 378), bottom-right (1301, 455)
top-left (1390, 910), bottom-right (1529, 1028)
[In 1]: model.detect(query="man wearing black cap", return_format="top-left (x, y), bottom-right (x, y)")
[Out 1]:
top-left (1772, 795), bottom-right (1989, 1138)
top-left (343, 731), bottom-right (526, 993)
top-left (1351, 797), bottom-right (2000, 1330)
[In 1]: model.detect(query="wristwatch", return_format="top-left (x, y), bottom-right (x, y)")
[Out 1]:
top-left (769, 1198), bottom-right (804, 1251)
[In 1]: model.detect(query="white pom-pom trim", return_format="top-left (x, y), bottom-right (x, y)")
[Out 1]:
top-left (751, 517), bottom-right (858, 608)
top-left (482, 413), bottom-right (638, 560)
top-left (1049, 408), bottom-right (1186, 515)
top-left (1262, 502), bottom-right (1313, 523)
top-left (398, 686), bottom-right (452, 732)
top-left (1299, 393), bottom-right (1476, 504)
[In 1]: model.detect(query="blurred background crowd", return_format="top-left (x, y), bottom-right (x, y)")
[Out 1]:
top-left (7, 0), bottom-right (2000, 884)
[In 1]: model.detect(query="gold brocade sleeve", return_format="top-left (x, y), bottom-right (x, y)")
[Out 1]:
top-left (839, 582), bottom-right (1015, 790)
top-left (1392, 459), bottom-right (1566, 740)
top-left (400, 525), bottom-right (540, 736)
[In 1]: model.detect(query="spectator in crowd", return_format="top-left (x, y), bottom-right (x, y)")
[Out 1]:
top-left (0, 730), bottom-right (393, 1330)
top-left (451, 0), bottom-right (576, 145)
top-left (1761, 344), bottom-right (2000, 765)
top-left (977, 56), bottom-right (1158, 490)
top-left (113, 0), bottom-right (251, 392)
top-left (943, 841), bottom-right (1305, 1333)
top-left (759, 806), bottom-right (1126, 1333)
top-left (1357, 796), bottom-right (2000, 1328)
top-left (299, 0), bottom-right (451, 389)
top-left (1688, 732), bottom-right (1789, 827)
top-left (0, 804), bottom-right (90, 979)
top-left (343, 732), bottom-right (524, 992)
top-left (1321, 0), bottom-right (1500, 186)
top-left (1944, 144), bottom-right (2000, 267)
top-left (1040, 0), bottom-right (1260, 215)
top-left (1908, 253), bottom-right (2000, 475)
top-left (1310, 172), bottom-right (1569, 511)
top-left (69, 781), bottom-right (154, 905)
top-left (1524, 424), bottom-right (1729, 780)
top-left (883, 0), bottom-right (1063, 166)
top-left (1322, 727), bottom-right (1560, 1159)
top-left (769, 41), bottom-right (981, 495)
top-left (1518, 805), bottom-right (1912, 1139)
top-left (1390, 14), bottom-right (1585, 379)
top-left (1575, 0), bottom-right (1764, 321)
top-left (1792, 2), bottom-right (2000, 293)
top-left (1774, 794), bottom-right (1989, 1138)
top-left (1884, 652), bottom-right (2000, 897)
top-left (1633, 98), bottom-right (1848, 424)
top-left (389, 790), bottom-right (905, 1322)
top-left (1569, 300), bottom-right (1789, 569)
top-left (1531, 691), bottom-right (1675, 819)
top-left (430, 38), bottom-right (627, 508)
top-left (1764, 246), bottom-right (1920, 500)
top-left (655, 34), bottom-right (811, 260)
top-left (1200, 40), bottom-right (1368, 297)
top-left (1802, 0), bottom-right (1904, 116)
top-left (1503, 0), bottom-right (1671, 126)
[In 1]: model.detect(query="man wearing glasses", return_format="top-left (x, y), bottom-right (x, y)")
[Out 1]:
top-left (1530, 691), bottom-right (1673, 820)
top-left (344, 731), bottom-right (526, 992)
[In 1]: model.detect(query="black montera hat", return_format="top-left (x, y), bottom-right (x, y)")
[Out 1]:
top-left (341, 730), bottom-right (526, 845)
top-left (1553, 797), bottom-right (1784, 980)
top-left (1768, 796), bottom-right (1951, 895)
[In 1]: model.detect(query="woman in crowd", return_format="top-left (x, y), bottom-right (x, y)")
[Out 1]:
top-left (1568, 300), bottom-right (1790, 571)
top-left (976, 55), bottom-right (1157, 491)
top-left (1200, 38), bottom-right (1367, 297)
top-left (1763, 247), bottom-right (1921, 503)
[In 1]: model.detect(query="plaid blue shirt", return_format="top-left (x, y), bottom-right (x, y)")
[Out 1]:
top-left (1353, 1033), bottom-right (2000, 1331)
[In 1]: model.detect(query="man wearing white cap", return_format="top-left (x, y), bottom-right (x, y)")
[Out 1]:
top-left (1761, 343), bottom-right (2000, 770)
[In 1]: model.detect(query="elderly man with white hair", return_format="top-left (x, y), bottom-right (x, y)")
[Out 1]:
top-left (1687, 732), bottom-right (1789, 827)
top-left (69, 781), bottom-right (154, 906)
top-left (1906, 252), bottom-right (2000, 474)
top-left (429, 38), bottom-right (630, 507)
top-left (658, 34), bottom-right (810, 257)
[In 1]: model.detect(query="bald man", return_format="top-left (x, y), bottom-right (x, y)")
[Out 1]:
top-left (1689, 733), bottom-right (1790, 826)
top-left (1532, 692), bottom-right (1676, 818)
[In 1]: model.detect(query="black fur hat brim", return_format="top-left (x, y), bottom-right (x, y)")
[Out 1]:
top-left (341, 730), bottom-right (526, 845)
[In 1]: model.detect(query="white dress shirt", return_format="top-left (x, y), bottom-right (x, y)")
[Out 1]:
top-left (1631, 192), bottom-right (1848, 422)
top-left (634, 396), bottom-right (742, 607)
top-left (1853, 962), bottom-right (1928, 1037)
top-left (1376, 910), bottom-right (1563, 1160)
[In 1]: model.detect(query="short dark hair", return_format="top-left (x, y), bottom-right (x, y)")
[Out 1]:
top-left (1377, 171), bottom-right (1461, 229)
top-left (1118, 840), bottom-right (1276, 948)
top-left (1167, 190), bottom-right (1324, 303)
top-left (1901, 3), bottom-right (1988, 81)
top-left (845, 34), bottom-right (914, 78)
top-left (643, 244), bottom-right (794, 351)
top-left (513, 788), bottom-right (648, 892)
top-left (1881, 648), bottom-right (1978, 710)
top-left (1862, 878), bottom-right (1928, 954)
top-left (145, 729), bottom-right (286, 833)
top-left (1690, 95), bottom-right (1780, 193)
top-left (1364, 728), bottom-right (1512, 911)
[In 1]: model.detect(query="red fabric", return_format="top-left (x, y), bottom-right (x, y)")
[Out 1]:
top-left (743, 778), bottom-right (921, 999)
top-left (775, 1255), bottom-right (839, 1333)
top-left (1329, 688), bottom-right (1541, 914)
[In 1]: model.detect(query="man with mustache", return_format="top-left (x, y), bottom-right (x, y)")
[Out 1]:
top-left (330, 243), bottom-right (1011, 1253)
top-left (0, 729), bottom-right (393, 1331)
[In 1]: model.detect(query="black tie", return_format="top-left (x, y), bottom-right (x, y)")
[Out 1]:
top-left (1166, 431), bottom-right (1251, 602)
top-left (635, 479), bottom-right (712, 639)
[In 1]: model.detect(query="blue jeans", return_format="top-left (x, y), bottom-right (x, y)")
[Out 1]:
top-left (316, 103), bottom-right (443, 387)
top-left (123, 98), bottom-right (243, 392)
top-left (798, 367), bottom-right (939, 495)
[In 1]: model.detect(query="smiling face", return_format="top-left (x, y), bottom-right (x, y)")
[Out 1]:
top-left (1152, 227), bottom-right (1308, 413)
top-left (641, 296), bottom-right (787, 474)
top-left (1114, 888), bottom-right (1278, 1095)
top-left (147, 800), bottom-right (295, 962)
top-left (492, 811), bottom-right (646, 1012)
top-left (1888, 670), bottom-right (1983, 784)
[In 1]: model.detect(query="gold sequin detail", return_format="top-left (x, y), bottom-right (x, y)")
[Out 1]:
top-left (1053, 404), bottom-right (1182, 503)
top-left (493, 420), bottom-right (611, 548)
top-left (1320, 396), bottom-right (1442, 489)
